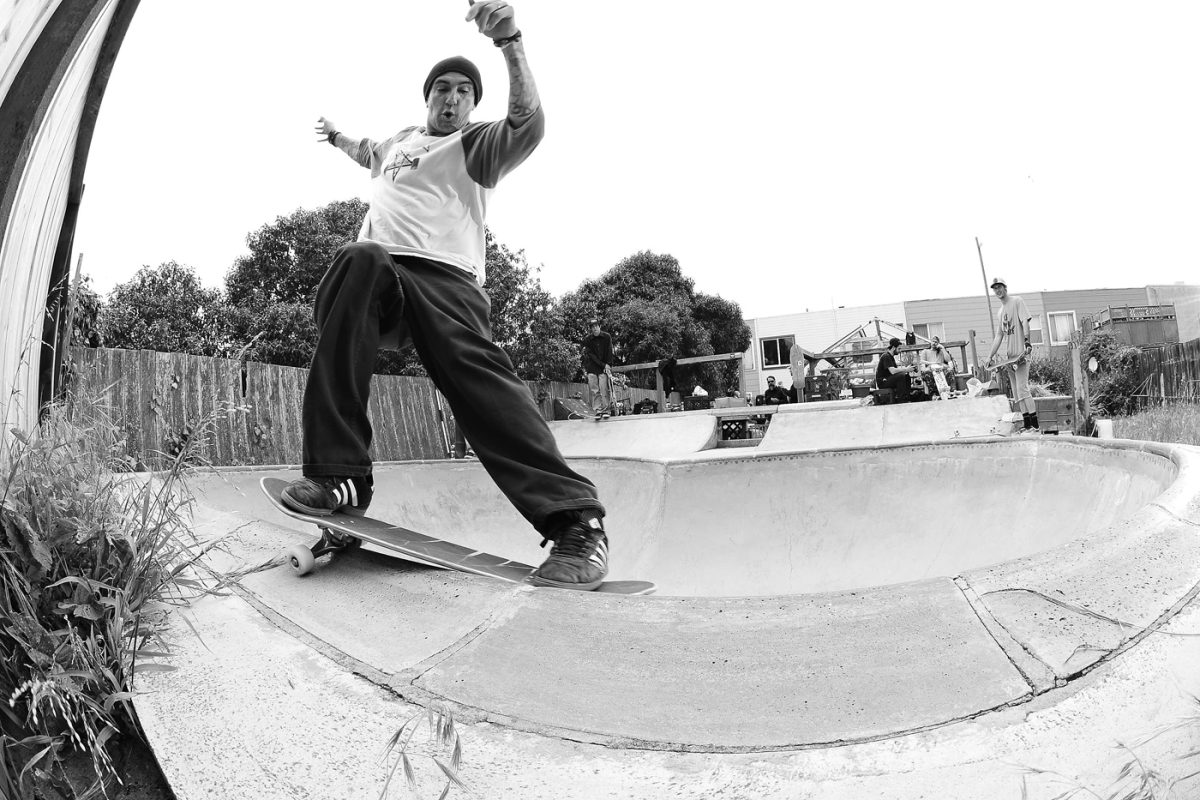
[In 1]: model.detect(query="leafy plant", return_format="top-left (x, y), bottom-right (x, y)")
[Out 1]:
top-left (1081, 329), bottom-right (1144, 418)
top-left (1, 395), bottom-right (238, 798)
top-left (1028, 352), bottom-right (1072, 396)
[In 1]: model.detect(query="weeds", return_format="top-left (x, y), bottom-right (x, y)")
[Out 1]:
top-left (1, 394), bottom-right (242, 799)
top-left (1113, 404), bottom-right (1200, 447)
top-left (1018, 692), bottom-right (1200, 798)
top-left (380, 704), bottom-right (472, 799)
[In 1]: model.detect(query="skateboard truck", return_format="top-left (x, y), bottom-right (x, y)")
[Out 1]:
top-left (286, 527), bottom-right (361, 576)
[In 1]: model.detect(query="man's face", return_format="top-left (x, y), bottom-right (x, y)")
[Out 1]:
top-left (992, 283), bottom-right (1008, 300)
top-left (767, 378), bottom-right (776, 389)
top-left (426, 71), bottom-right (475, 135)
top-left (590, 323), bottom-right (600, 335)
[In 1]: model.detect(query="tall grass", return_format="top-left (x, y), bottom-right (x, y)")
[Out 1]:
top-left (1, 394), bottom-right (240, 799)
top-left (1113, 403), bottom-right (1200, 447)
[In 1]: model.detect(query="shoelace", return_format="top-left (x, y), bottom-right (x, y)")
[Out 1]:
top-left (541, 525), bottom-right (601, 559)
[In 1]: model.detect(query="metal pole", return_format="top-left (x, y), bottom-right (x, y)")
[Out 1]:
top-left (976, 237), bottom-right (996, 338)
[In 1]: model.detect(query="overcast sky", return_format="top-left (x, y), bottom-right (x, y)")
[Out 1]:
top-left (71, 0), bottom-right (1200, 319)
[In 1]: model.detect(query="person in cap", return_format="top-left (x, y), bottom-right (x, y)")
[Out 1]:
top-left (985, 277), bottom-right (1038, 433)
top-left (285, 1), bottom-right (612, 590)
top-left (581, 318), bottom-right (614, 418)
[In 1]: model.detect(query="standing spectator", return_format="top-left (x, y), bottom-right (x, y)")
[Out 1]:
top-left (985, 277), bottom-right (1038, 433)
top-left (582, 317), bottom-right (614, 418)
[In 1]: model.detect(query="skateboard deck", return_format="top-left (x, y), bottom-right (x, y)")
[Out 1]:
top-left (260, 478), bottom-right (655, 595)
top-left (988, 352), bottom-right (1027, 376)
top-left (930, 368), bottom-right (951, 396)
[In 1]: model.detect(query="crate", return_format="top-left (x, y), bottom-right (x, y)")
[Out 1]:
top-left (683, 396), bottom-right (713, 411)
top-left (720, 419), bottom-right (748, 440)
top-left (1035, 395), bottom-right (1075, 434)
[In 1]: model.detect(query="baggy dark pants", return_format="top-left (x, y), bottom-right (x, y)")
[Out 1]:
top-left (302, 241), bottom-right (603, 535)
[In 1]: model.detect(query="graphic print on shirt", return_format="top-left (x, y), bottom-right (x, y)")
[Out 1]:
top-left (384, 147), bottom-right (422, 180)
top-left (999, 307), bottom-right (1016, 337)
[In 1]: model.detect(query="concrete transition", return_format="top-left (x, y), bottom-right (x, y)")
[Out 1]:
top-left (132, 401), bottom-right (1200, 799)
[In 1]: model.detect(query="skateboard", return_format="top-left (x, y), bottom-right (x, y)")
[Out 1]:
top-left (260, 478), bottom-right (656, 595)
top-left (988, 351), bottom-right (1027, 376)
top-left (928, 367), bottom-right (952, 397)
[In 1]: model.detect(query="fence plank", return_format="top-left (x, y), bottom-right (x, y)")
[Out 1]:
top-left (70, 347), bottom-right (613, 468)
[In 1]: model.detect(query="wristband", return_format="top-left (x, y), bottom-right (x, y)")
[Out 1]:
top-left (327, 131), bottom-right (339, 145)
top-left (493, 30), bottom-right (522, 47)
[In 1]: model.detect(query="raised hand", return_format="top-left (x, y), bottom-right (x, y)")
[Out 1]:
top-left (466, 0), bottom-right (518, 40)
top-left (315, 116), bottom-right (337, 141)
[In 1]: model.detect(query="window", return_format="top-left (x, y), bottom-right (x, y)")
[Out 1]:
top-left (911, 322), bottom-right (945, 342)
top-left (1047, 312), bottom-right (1077, 345)
top-left (1028, 316), bottom-right (1043, 346)
top-left (761, 336), bottom-right (794, 368)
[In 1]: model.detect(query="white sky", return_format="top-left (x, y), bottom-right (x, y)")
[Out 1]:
top-left (72, 0), bottom-right (1200, 319)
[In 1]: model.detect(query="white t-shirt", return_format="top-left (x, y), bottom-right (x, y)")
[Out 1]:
top-left (340, 108), bottom-right (545, 282)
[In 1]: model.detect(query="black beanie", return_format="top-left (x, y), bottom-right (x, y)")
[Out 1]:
top-left (423, 56), bottom-right (482, 104)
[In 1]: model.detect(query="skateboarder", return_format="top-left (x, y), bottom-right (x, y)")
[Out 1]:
top-left (984, 277), bottom-right (1038, 433)
top-left (281, 0), bottom-right (610, 590)
top-left (582, 318), bottom-right (614, 418)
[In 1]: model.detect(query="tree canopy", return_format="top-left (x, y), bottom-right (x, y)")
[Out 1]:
top-left (98, 261), bottom-right (227, 356)
top-left (83, 202), bottom-right (752, 389)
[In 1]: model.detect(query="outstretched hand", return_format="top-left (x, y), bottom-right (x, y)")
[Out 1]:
top-left (466, 0), bottom-right (518, 40)
top-left (315, 116), bottom-right (336, 142)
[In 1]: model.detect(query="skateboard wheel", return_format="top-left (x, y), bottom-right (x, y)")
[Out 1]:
top-left (286, 545), bottom-right (316, 576)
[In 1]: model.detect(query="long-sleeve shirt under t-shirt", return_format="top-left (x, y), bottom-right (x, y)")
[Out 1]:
top-left (338, 108), bottom-right (545, 283)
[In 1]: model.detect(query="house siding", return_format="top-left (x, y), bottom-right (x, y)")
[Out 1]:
top-left (744, 302), bottom-right (906, 393)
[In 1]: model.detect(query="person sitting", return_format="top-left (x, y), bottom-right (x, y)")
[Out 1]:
top-left (762, 375), bottom-right (791, 404)
top-left (875, 337), bottom-right (917, 402)
top-left (919, 336), bottom-right (956, 397)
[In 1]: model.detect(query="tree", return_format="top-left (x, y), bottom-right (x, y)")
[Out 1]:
top-left (557, 250), bottom-right (751, 391)
top-left (223, 198), bottom-right (370, 369)
top-left (482, 231), bottom-right (577, 380)
top-left (225, 198), bottom-right (368, 311)
top-left (98, 261), bottom-right (228, 355)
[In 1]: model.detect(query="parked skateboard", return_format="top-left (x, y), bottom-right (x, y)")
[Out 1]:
top-left (260, 478), bottom-right (656, 595)
top-left (930, 367), bottom-right (951, 397)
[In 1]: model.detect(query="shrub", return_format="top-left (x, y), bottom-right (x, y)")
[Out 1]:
top-left (1, 398), bottom-right (233, 798)
top-left (1028, 352), bottom-right (1072, 396)
top-left (1081, 330), bottom-right (1143, 417)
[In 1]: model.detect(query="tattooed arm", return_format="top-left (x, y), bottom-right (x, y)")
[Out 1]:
top-left (465, 0), bottom-right (541, 128)
top-left (499, 38), bottom-right (541, 128)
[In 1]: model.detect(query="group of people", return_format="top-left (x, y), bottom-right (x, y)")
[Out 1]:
top-left (875, 335), bottom-right (959, 401)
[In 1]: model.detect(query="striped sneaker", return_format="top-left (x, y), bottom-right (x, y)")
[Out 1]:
top-left (281, 476), bottom-right (373, 517)
top-left (530, 517), bottom-right (609, 590)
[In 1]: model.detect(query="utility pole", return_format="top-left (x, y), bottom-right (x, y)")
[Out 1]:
top-left (975, 237), bottom-right (996, 337)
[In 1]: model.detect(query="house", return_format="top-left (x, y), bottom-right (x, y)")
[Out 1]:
top-left (741, 284), bottom-right (1200, 396)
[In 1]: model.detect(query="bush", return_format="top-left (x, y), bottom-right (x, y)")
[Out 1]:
top-left (1, 398), bottom-right (231, 798)
top-left (1028, 352), bottom-right (1072, 396)
top-left (1082, 330), bottom-right (1143, 417)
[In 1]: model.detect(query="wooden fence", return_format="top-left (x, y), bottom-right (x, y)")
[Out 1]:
top-left (1129, 337), bottom-right (1200, 407)
top-left (67, 347), bottom-right (655, 469)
